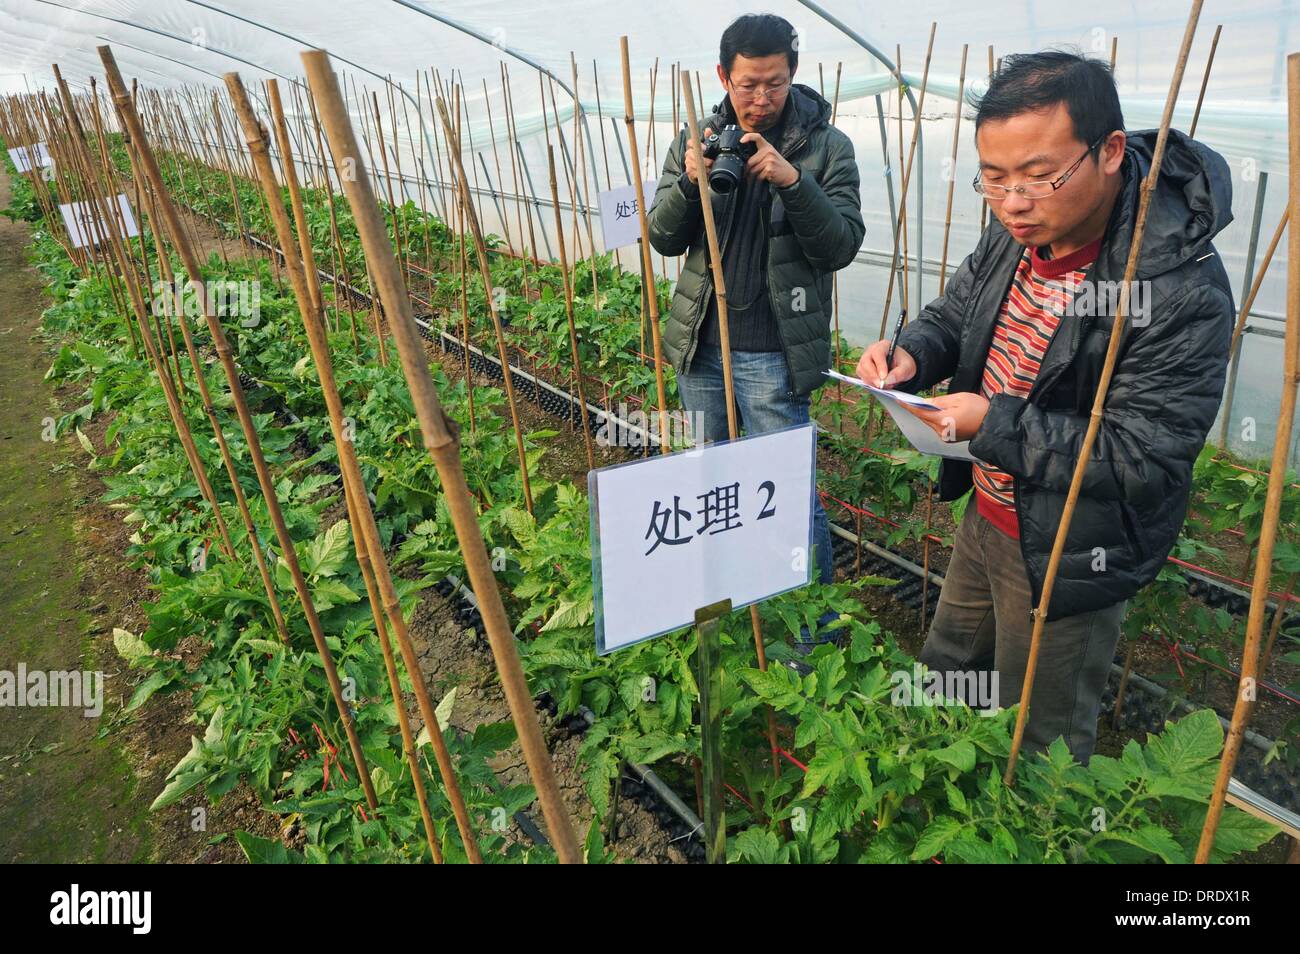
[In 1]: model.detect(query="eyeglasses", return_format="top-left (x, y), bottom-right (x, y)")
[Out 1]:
top-left (972, 135), bottom-right (1107, 200)
top-left (729, 79), bottom-right (790, 103)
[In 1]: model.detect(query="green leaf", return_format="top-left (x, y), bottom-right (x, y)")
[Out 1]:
top-left (540, 598), bottom-right (592, 632)
top-left (74, 340), bottom-right (112, 370)
top-left (1094, 826), bottom-right (1187, 864)
top-left (124, 671), bottom-right (173, 712)
top-left (734, 827), bottom-right (785, 864)
top-left (932, 739), bottom-right (977, 773)
top-left (113, 627), bottom-right (150, 663)
top-left (311, 577), bottom-right (360, 611)
top-left (234, 831), bottom-right (305, 864)
top-left (434, 686), bottom-right (458, 731)
top-left (801, 748), bottom-right (848, 797)
top-left (1145, 709), bottom-right (1224, 775)
top-left (304, 519), bottom-right (351, 578)
top-left (911, 816), bottom-right (963, 859)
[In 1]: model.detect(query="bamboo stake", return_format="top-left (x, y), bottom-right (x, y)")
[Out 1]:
top-left (386, 80), bottom-right (415, 292)
top-left (503, 64), bottom-right (544, 277)
top-left (1188, 24), bottom-right (1222, 139)
top-left (546, 144), bottom-right (596, 470)
top-left (403, 80), bottom-right (435, 299)
top-left (1259, 571), bottom-right (1297, 675)
top-left (436, 87), bottom-right (535, 515)
top-left (302, 48), bottom-right (581, 863)
top-left (480, 77), bottom-right (514, 253)
top-left (1111, 632), bottom-right (1140, 731)
top-left (980, 46), bottom-right (994, 234)
top-left (680, 67), bottom-right (783, 786)
top-left (265, 83), bottom-right (324, 328)
top-left (571, 53), bottom-right (602, 302)
top-left (619, 38), bottom-right (671, 451)
top-left (210, 91), bottom-right (252, 260)
top-left (113, 99), bottom-right (294, 645)
top-left (592, 59), bottom-right (623, 274)
top-left (308, 86), bottom-right (359, 345)
top-left (1004, 2), bottom-right (1204, 783)
top-left (452, 86), bottom-right (477, 435)
top-left (370, 91), bottom-right (408, 290)
top-left (1219, 208), bottom-right (1289, 447)
top-left (498, 63), bottom-right (535, 297)
top-left (232, 74), bottom-right (482, 862)
top-left (99, 45), bottom-right (377, 810)
top-left (830, 61), bottom-right (844, 405)
top-left (1196, 49), bottom-right (1300, 863)
top-left (938, 44), bottom-right (969, 296)
top-left (876, 26), bottom-right (936, 339)
top-left (49, 67), bottom-right (236, 568)
top-left (425, 69), bottom-right (458, 259)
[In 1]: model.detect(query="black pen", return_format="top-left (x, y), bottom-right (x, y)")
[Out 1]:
top-left (882, 308), bottom-right (907, 387)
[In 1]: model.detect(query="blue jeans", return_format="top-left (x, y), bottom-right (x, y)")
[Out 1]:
top-left (676, 345), bottom-right (834, 586)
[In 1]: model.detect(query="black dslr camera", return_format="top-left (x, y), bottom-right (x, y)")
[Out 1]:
top-left (700, 124), bottom-right (756, 195)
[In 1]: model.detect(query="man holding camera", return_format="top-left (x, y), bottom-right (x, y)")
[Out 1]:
top-left (857, 52), bottom-right (1234, 762)
top-left (647, 14), bottom-right (865, 613)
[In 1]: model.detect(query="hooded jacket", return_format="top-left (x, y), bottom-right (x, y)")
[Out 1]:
top-left (646, 82), bottom-right (865, 396)
top-left (896, 129), bottom-right (1235, 619)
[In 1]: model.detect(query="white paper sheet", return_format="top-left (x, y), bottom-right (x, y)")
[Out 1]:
top-left (824, 369), bottom-right (942, 410)
top-left (823, 370), bottom-right (977, 462)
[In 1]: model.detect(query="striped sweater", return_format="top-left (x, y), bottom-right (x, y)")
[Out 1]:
top-left (974, 238), bottom-right (1102, 538)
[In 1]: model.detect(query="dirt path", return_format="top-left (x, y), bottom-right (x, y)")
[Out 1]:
top-left (0, 173), bottom-right (277, 863)
top-left (0, 172), bottom-right (157, 860)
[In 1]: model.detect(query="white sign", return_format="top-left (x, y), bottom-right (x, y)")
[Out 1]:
top-left (59, 194), bottom-right (139, 248)
top-left (590, 423), bottom-right (816, 654)
top-left (8, 142), bottom-right (51, 173)
top-left (597, 181), bottom-right (654, 250)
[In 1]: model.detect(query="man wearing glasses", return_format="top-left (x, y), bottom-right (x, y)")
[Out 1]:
top-left (647, 13), bottom-right (865, 628)
top-left (857, 51), bottom-right (1234, 762)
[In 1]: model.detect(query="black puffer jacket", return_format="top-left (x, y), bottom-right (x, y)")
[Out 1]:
top-left (646, 83), bottom-right (864, 396)
top-left (896, 129), bottom-right (1234, 619)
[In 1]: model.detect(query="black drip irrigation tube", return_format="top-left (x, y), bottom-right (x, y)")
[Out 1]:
top-left (174, 200), bottom-right (1300, 836)
top-left (161, 201), bottom-right (711, 856)
top-left (415, 321), bottom-right (1300, 822)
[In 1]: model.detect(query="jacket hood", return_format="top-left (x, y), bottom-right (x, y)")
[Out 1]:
top-left (708, 82), bottom-right (831, 156)
top-left (1102, 128), bottom-right (1233, 280)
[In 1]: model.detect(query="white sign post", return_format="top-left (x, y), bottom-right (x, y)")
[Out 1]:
top-left (8, 142), bottom-right (51, 174)
top-left (589, 422), bottom-right (816, 654)
top-left (59, 194), bottom-right (139, 248)
top-left (597, 181), bottom-right (655, 250)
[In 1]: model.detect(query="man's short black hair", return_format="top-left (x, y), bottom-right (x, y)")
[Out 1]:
top-left (973, 50), bottom-right (1124, 155)
top-left (719, 14), bottom-right (799, 77)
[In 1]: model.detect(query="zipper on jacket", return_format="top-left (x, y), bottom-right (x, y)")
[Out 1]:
top-left (683, 127), bottom-right (813, 378)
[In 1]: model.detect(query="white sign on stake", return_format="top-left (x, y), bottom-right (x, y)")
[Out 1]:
top-left (8, 142), bottom-right (51, 173)
top-left (597, 181), bottom-right (654, 250)
top-left (59, 194), bottom-right (139, 248)
top-left (590, 422), bottom-right (816, 654)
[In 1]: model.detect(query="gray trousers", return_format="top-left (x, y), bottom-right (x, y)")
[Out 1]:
top-left (919, 502), bottom-right (1126, 764)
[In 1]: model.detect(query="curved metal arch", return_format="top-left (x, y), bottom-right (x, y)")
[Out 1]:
top-left (180, 0), bottom-right (449, 221)
top-left (388, 0), bottom-right (602, 218)
top-left (20, 0), bottom-right (315, 186)
top-left (793, 0), bottom-right (925, 310)
top-left (27, 0), bottom-right (296, 84)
